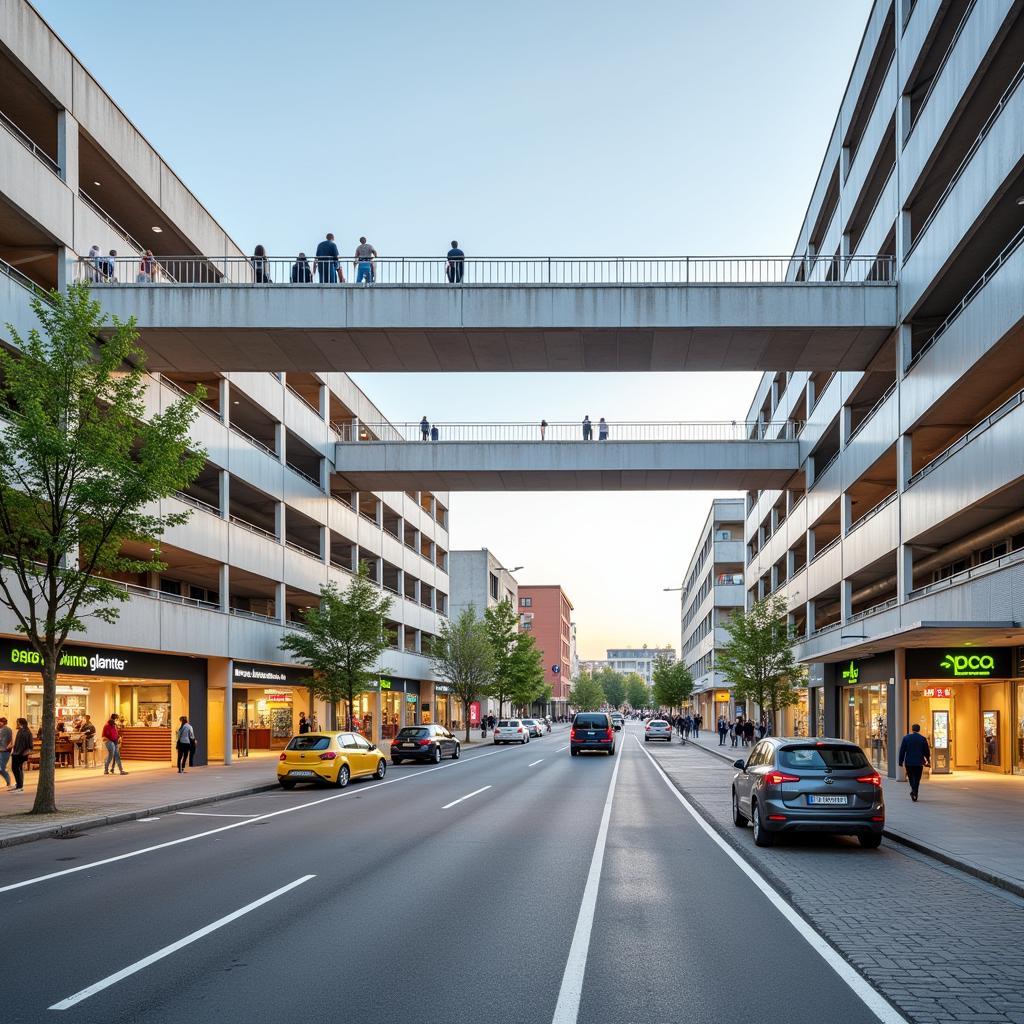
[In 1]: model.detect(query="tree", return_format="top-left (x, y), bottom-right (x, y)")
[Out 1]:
top-left (568, 670), bottom-right (605, 711)
top-left (430, 605), bottom-right (495, 741)
top-left (279, 568), bottom-right (392, 732)
top-left (508, 632), bottom-right (546, 712)
top-left (597, 669), bottom-right (625, 709)
top-left (625, 673), bottom-right (651, 710)
top-left (0, 286), bottom-right (204, 814)
top-left (652, 655), bottom-right (694, 713)
top-left (717, 594), bottom-right (800, 731)
top-left (482, 598), bottom-right (519, 716)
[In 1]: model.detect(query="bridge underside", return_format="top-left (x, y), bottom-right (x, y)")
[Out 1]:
top-left (90, 285), bottom-right (897, 372)
top-left (332, 441), bottom-right (800, 491)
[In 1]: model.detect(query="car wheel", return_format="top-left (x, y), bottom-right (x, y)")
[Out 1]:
top-left (731, 790), bottom-right (747, 827)
top-left (752, 800), bottom-right (774, 847)
top-left (644, 737), bottom-right (649, 742)
top-left (278, 778), bottom-right (296, 790)
top-left (452, 743), bottom-right (461, 760)
top-left (432, 746), bottom-right (442, 764)
top-left (608, 746), bottom-right (615, 756)
top-left (336, 764), bottom-right (350, 789)
top-left (375, 759), bottom-right (387, 779)
top-left (571, 748), bottom-right (579, 757)
top-left (859, 832), bottom-right (883, 849)
top-left (391, 757), bottom-right (403, 766)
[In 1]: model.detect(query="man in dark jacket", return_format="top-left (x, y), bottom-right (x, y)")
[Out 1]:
top-left (898, 723), bottom-right (931, 801)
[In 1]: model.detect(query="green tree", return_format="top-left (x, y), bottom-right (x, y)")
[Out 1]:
top-left (430, 605), bottom-right (495, 741)
top-left (717, 594), bottom-right (800, 731)
top-left (279, 568), bottom-right (392, 732)
top-left (625, 673), bottom-right (651, 710)
top-left (651, 656), bottom-right (694, 713)
top-left (482, 598), bottom-right (519, 716)
top-left (0, 285), bottom-right (205, 814)
top-left (569, 670), bottom-right (605, 711)
top-left (597, 669), bottom-right (626, 709)
top-left (507, 632), bottom-right (546, 712)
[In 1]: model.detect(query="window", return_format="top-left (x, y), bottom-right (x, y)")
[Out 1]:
top-left (286, 736), bottom-right (330, 751)
top-left (353, 735), bottom-right (372, 750)
top-left (520, 596), bottom-right (532, 608)
top-left (489, 573), bottom-right (499, 599)
top-left (779, 745), bottom-right (869, 770)
top-left (340, 733), bottom-right (359, 748)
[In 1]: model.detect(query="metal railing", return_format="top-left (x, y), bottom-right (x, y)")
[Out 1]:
top-left (73, 254), bottom-right (895, 287)
top-left (159, 374), bottom-right (221, 420)
top-left (846, 379), bottom-right (897, 445)
top-left (229, 422), bottom-right (277, 458)
top-left (0, 255), bottom-right (50, 301)
top-left (847, 597), bottom-right (899, 624)
top-left (335, 420), bottom-right (799, 443)
top-left (810, 534), bottom-right (842, 563)
top-left (906, 0), bottom-right (977, 136)
top-left (172, 490), bottom-right (221, 518)
top-left (285, 539), bottom-right (321, 561)
top-left (78, 188), bottom-right (147, 255)
top-left (229, 514), bottom-right (278, 542)
top-left (0, 109), bottom-right (60, 175)
top-left (909, 546), bottom-right (1024, 600)
top-left (846, 490), bottom-right (897, 536)
top-left (285, 462), bottom-right (321, 488)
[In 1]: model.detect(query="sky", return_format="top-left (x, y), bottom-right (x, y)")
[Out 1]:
top-left (35, 0), bottom-right (872, 659)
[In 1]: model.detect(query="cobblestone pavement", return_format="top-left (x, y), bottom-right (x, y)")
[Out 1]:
top-left (644, 737), bottom-right (1024, 1024)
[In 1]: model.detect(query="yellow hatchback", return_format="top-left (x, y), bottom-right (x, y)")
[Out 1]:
top-left (277, 731), bottom-right (387, 789)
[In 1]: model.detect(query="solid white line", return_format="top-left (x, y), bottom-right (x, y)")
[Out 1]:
top-left (528, 759), bottom-right (544, 767)
top-left (441, 785), bottom-right (491, 809)
top-left (634, 738), bottom-right (909, 1024)
top-left (174, 812), bottom-right (256, 819)
top-left (556, 744), bottom-right (569, 752)
top-left (551, 745), bottom-right (623, 1024)
top-left (0, 745), bottom-right (513, 895)
top-left (49, 874), bottom-right (314, 1010)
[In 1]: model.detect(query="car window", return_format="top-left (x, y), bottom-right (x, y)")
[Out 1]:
top-left (286, 735), bottom-right (330, 751)
top-left (574, 714), bottom-right (610, 728)
top-left (340, 733), bottom-right (358, 749)
top-left (354, 735), bottom-right (372, 750)
top-left (746, 743), bottom-right (767, 767)
top-left (397, 727), bottom-right (428, 739)
top-left (497, 720), bottom-right (512, 727)
top-left (779, 745), bottom-right (870, 770)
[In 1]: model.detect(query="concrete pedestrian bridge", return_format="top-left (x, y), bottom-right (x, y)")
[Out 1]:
top-left (332, 421), bottom-right (800, 491)
top-left (81, 256), bottom-right (897, 374)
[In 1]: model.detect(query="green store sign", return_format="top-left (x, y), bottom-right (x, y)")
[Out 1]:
top-left (841, 661), bottom-right (859, 683)
top-left (938, 653), bottom-right (996, 678)
top-left (906, 648), bottom-right (1013, 680)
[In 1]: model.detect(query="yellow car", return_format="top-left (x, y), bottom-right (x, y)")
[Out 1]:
top-left (277, 731), bottom-right (387, 789)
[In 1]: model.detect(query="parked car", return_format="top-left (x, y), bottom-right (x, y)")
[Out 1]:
top-left (390, 724), bottom-right (460, 765)
top-left (521, 718), bottom-right (544, 738)
top-left (570, 712), bottom-right (615, 756)
top-left (610, 713), bottom-right (624, 731)
top-left (494, 719), bottom-right (530, 744)
top-left (644, 719), bottom-right (673, 742)
top-left (277, 732), bottom-right (387, 789)
top-left (731, 737), bottom-right (884, 849)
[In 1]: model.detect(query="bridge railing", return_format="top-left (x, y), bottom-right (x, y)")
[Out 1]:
top-left (74, 254), bottom-right (895, 286)
top-left (336, 421), bottom-right (799, 442)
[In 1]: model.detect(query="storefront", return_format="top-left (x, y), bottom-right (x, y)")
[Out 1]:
top-left (229, 662), bottom-right (313, 754)
top-left (425, 684), bottom-right (452, 728)
top-left (837, 653), bottom-right (894, 771)
top-left (783, 689), bottom-right (810, 736)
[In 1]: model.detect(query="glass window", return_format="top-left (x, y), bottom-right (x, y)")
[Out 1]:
top-left (396, 727), bottom-right (428, 739)
top-left (779, 745), bottom-right (869, 770)
top-left (353, 734), bottom-right (372, 750)
top-left (573, 714), bottom-right (608, 728)
top-left (340, 733), bottom-right (359, 748)
top-left (287, 735), bottom-right (330, 751)
top-left (842, 682), bottom-right (888, 769)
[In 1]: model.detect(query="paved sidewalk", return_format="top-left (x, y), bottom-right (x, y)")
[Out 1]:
top-left (683, 730), bottom-right (1024, 895)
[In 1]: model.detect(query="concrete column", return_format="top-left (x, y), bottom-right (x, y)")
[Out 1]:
top-left (318, 456), bottom-right (328, 492)
top-left (224, 659), bottom-right (234, 766)
top-left (897, 543), bottom-right (914, 600)
top-left (786, 548), bottom-right (796, 578)
top-left (219, 563), bottom-right (229, 613)
top-left (897, 433), bottom-right (913, 491)
top-left (276, 581), bottom-right (286, 624)
top-left (806, 455), bottom-right (816, 490)
top-left (890, 648), bottom-right (906, 780)
top-left (840, 491), bottom-right (852, 536)
top-left (806, 529), bottom-right (816, 564)
top-left (770, 564), bottom-right (779, 593)
top-left (219, 470), bottom-right (230, 519)
top-left (351, 417), bottom-right (359, 443)
top-left (770, 380), bottom-right (779, 415)
top-left (770, 508), bottom-right (779, 535)
top-left (275, 502), bottom-right (285, 541)
top-left (317, 383), bottom-right (328, 420)
top-left (319, 525), bottom-right (328, 564)
top-left (56, 246), bottom-right (73, 291)
top-left (57, 110), bottom-right (79, 192)
top-left (840, 579), bottom-right (852, 623)
top-left (219, 378), bottom-right (231, 426)
top-left (840, 145), bottom-right (851, 182)
top-left (806, 599), bottom-right (817, 634)
top-left (805, 379), bottom-right (816, 413)
top-left (275, 422), bottom-right (285, 463)
top-left (840, 404), bottom-right (852, 449)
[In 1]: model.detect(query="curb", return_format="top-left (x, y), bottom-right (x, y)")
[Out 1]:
top-left (0, 782), bottom-right (279, 849)
top-left (684, 738), bottom-right (1024, 900)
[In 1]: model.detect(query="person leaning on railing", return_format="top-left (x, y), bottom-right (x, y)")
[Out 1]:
top-left (315, 232), bottom-right (343, 282)
top-left (291, 253), bottom-right (313, 283)
top-left (252, 244), bottom-right (271, 283)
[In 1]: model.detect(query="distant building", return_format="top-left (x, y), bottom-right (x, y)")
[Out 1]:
top-left (585, 646), bottom-right (676, 686)
top-left (518, 585), bottom-right (573, 717)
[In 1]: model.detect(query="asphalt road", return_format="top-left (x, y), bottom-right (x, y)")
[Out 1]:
top-left (2, 723), bottom-right (890, 1024)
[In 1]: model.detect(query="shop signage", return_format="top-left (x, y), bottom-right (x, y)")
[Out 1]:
top-left (262, 690), bottom-right (292, 702)
top-left (940, 653), bottom-right (994, 677)
top-left (7, 645), bottom-right (128, 674)
top-left (906, 648), bottom-right (1012, 679)
top-left (714, 690), bottom-right (731, 702)
top-left (434, 685), bottom-right (452, 694)
top-left (921, 686), bottom-right (953, 698)
top-left (840, 661), bottom-right (859, 684)
top-left (469, 701), bottom-right (480, 725)
top-left (380, 679), bottom-right (392, 689)
top-left (405, 693), bottom-right (417, 704)
top-left (233, 662), bottom-right (311, 686)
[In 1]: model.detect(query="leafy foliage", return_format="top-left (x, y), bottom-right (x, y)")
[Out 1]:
top-left (624, 673), bottom-right (651, 710)
top-left (651, 655), bottom-right (694, 711)
top-left (508, 632), bottom-right (546, 711)
top-left (482, 599), bottom-right (520, 715)
top-left (430, 605), bottom-right (496, 741)
top-left (596, 669), bottom-right (625, 709)
top-left (568, 670), bottom-right (605, 711)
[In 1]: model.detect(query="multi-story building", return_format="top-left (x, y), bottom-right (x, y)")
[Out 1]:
top-left (0, 2), bottom-right (449, 762)
top-left (518, 585), bottom-right (573, 717)
top-left (743, 0), bottom-right (1024, 777)
top-left (679, 499), bottom-right (746, 725)
top-left (586, 647), bottom-right (676, 686)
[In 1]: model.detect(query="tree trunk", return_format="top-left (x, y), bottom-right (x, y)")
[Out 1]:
top-left (32, 657), bottom-right (58, 814)
top-left (464, 700), bottom-right (471, 743)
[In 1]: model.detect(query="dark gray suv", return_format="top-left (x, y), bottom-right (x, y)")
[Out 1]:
top-left (731, 737), bottom-right (884, 849)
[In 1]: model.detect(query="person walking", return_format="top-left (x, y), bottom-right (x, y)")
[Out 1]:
top-left (729, 719), bottom-right (739, 747)
top-left (446, 240), bottom-right (465, 283)
top-left (898, 722), bottom-right (931, 802)
top-left (692, 713), bottom-right (702, 739)
top-left (252, 244), bottom-right (271, 283)
top-left (582, 415), bottom-right (593, 441)
top-left (540, 419), bottom-right (547, 440)
top-left (298, 711), bottom-right (310, 734)
top-left (0, 716), bottom-right (12, 789)
top-left (315, 233), bottom-right (343, 283)
top-left (354, 236), bottom-right (377, 284)
top-left (420, 416), bottom-right (430, 441)
top-left (598, 417), bottom-right (609, 441)
top-left (102, 714), bottom-right (128, 775)
top-left (717, 716), bottom-right (728, 745)
top-left (291, 253), bottom-right (313, 283)
top-left (743, 718), bottom-right (755, 747)
top-left (10, 718), bottom-right (32, 792)
top-left (175, 716), bottom-right (195, 774)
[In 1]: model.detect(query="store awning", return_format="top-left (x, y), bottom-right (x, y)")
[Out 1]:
top-left (807, 621), bottom-right (1021, 663)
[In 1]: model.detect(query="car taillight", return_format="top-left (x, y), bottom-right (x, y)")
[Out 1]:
top-left (570, 729), bottom-right (576, 740)
top-left (418, 738), bottom-right (431, 746)
top-left (493, 729), bottom-right (499, 735)
top-left (856, 772), bottom-right (882, 787)
top-left (278, 753), bottom-right (287, 761)
top-left (318, 752), bottom-right (337, 760)
top-left (763, 770), bottom-right (800, 785)
top-left (645, 725), bottom-right (651, 731)
top-left (605, 729), bottom-right (613, 740)
top-left (517, 727), bottom-right (524, 733)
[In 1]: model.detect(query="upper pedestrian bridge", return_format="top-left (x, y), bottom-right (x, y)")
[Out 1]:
top-left (77, 255), bottom-right (897, 374)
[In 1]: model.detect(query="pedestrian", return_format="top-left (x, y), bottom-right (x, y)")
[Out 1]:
top-left (582, 415), bottom-right (593, 440)
top-left (298, 711), bottom-right (310, 734)
top-left (693, 713), bottom-right (702, 739)
top-left (175, 716), bottom-right (195, 773)
top-left (79, 714), bottom-right (96, 767)
top-left (354, 236), bottom-right (377, 284)
top-left (0, 716), bottom-right (12, 789)
top-left (598, 417), bottom-right (609, 441)
top-left (743, 718), bottom-right (755, 746)
top-left (420, 416), bottom-right (430, 441)
top-left (540, 419), bottom-right (547, 440)
top-left (898, 722), bottom-right (931, 802)
top-left (315, 232), bottom-right (343, 283)
top-left (717, 716), bottom-right (728, 745)
top-left (11, 718), bottom-right (32, 792)
top-left (101, 249), bottom-right (117, 281)
top-left (682, 714), bottom-right (691, 739)
top-left (86, 244), bottom-right (103, 282)
top-left (137, 249), bottom-right (156, 283)
top-left (729, 719), bottom-right (739, 747)
top-left (430, 424), bottom-right (439, 441)
top-left (291, 253), bottom-right (313, 283)
top-left (252, 244), bottom-right (271, 283)
top-left (102, 714), bottom-right (128, 775)
top-left (308, 712), bottom-right (319, 731)
top-left (446, 240), bottom-right (465, 283)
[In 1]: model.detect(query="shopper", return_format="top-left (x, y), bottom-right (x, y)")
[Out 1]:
top-left (354, 236), bottom-right (377, 284)
top-left (175, 716), bottom-right (195, 773)
top-left (315, 233), bottom-right (342, 283)
top-left (298, 711), bottom-right (310, 734)
top-left (291, 253), bottom-right (313, 283)
top-left (692, 713), bottom-right (702, 739)
top-left (252, 244), bottom-right (271, 283)
top-left (598, 417), bottom-right (609, 441)
top-left (717, 716), bottom-right (728, 745)
top-left (582, 415), bottom-right (593, 441)
top-left (729, 719), bottom-right (739, 747)
top-left (743, 718), bottom-right (755, 746)
top-left (898, 723), bottom-right (931, 802)
top-left (79, 714), bottom-right (96, 767)
top-left (102, 714), bottom-right (128, 775)
top-left (0, 716), bottom-right (12, 789)
top-left (446, 240), bottom-right (465, 283)
top-left (420, 416), bottom-right (430, 441)
top-left (11, 718), bottom-right (32, 792)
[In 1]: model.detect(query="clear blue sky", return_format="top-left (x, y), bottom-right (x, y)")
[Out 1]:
top-left (36, 0), bottom-right (872, 659)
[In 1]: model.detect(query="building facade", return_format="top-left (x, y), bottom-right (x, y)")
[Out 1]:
top-left (0, 1), bottom-right (449, 763)
top-left (743, 0), bottom-right (1024, 776)
top-left (585, 647), bottom-right (676, 687)
top-left (518, 585), bottom-right (573, 717)
top-left (679, 499), bottom-right (747, 726)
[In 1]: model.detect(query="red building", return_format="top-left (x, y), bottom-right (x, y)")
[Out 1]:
top-left (518, 585), bottom-right (573, 716)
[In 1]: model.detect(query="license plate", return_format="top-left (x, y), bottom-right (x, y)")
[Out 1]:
top-left (402, 743), bottom-right (416, 748)
top-left (289, 770), bottom-right (316, 777)
top-left (808, 794), bottom-right (848, 805)
top-left (586, 731), bottom-right (595, 738)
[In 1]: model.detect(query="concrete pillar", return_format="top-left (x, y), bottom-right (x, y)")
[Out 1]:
top-left (56, 246), bottom-right (73, 291)
top-left (897, 433), bottom-right (913, 491)
top-left (57, 110), bottom-right (78, 192)
top-left (275, 502), bottom-right (285, 541)
top-left (806, 599), bottom-right (817, 634)
top-left (224, 659), bottom-right (234, 766)
top-left (219, 470), bottom-right (230, 519)
top-left (840, 145), bottom-right (851, 182)
top-left (805, 379), bottom-right (816, 413)
top-left (219, 563), bottom-right (229, 613)
top-left (770, 379), bottom-right (779, 415)
top-left (318, 383), bottom-right (328, 420)
top-left (351, 417), bottom-right (359, 443)
top-left (806, 529), bottom-right (816, 564)
top-left (319, 525), bottom-right (328, 564)
top-left (897, 543), bottom-right (914, 600)
top-left (318, 455), bottom-right (328, 492)
top-left (806, 455), bottom-right (816, 490)
top-left (840, 404), bottom-right (852, 449)
top-left (219, 378), bottom-right (231, 427)
top-left (275, 422), bottom-right (285, 463)
top-left (840, 491), bottom-right (852, 536)
top-left (276, 581), bottom-right (286, 625)
top-left (890, 648), bottom-right (906, 780)
top-left (840, 579), bottom-right (852, 623)
top-left (786, 548), bottom-right (796, 578)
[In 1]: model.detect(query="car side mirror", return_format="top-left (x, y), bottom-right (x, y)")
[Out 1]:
top-left (733, 759), bottom-right (746, 770)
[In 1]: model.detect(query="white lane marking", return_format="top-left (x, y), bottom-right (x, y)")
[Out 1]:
top-left (556, 744), bottom-right (569, 752)
top-left (528, 759), bottom-right (544, 767)
top-left (0, 744), bottom-right (517, 895)
top-left (136, 818), bottom-right (160, 822)
top-left (634, 738), bottom-right (909, 1024)
top-left (50, 874), bottom-right (314, 1010)
top-left (441, 785), bottom-right (492, 810)
top-left (551, 744), bottom-right (623, 1024)
top-left (174, 812), bottom-right (257, 819)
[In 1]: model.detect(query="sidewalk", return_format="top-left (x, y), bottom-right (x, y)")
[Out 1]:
top-left (0, 756), bottom-right (279, 848)
top-left (683, 730), bottom-right (1024, 895)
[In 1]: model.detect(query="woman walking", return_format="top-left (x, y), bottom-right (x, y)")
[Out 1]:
top-left (102, 714), bottom-right (128, 775)
top-left (11, 718), bottom-right (33, 792)
top-left (176, 716), bottom-right (195, 774)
